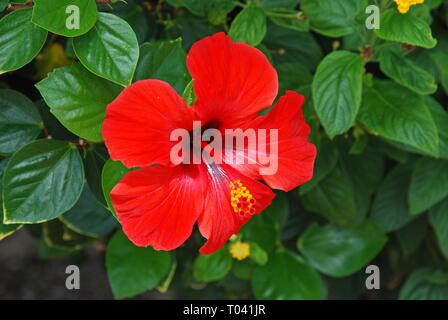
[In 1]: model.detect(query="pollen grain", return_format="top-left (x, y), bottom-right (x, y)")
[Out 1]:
top-left (229, 179), bottom-right (255, 215)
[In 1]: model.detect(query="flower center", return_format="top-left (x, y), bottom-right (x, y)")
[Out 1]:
top-left (229, 179), bottom-right (255, 215)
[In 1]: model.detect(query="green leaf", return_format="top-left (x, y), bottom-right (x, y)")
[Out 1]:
top-left (134, 39), bottom-right (188, 94)
top-left (43, 219), bottom-right (90, 252)
top-left (268, 9), bottom-right (309, 32)
top-left (277, 63), bottom-right (313, 95)
top-left (0, 159), bottom-right (21, 240)
top-left (300, 0), bottom-right (366, 37)
top-left (264, 23), bottom-right (322, 71)
top-left (32, 0), bottom-right (98, 37)
top-left (100, 0), bottom-right (149, 44)
top-left (249, 242), bottom-right (268, 266)
top-left (379, 48), bottom-right (437, 95)
top-left (229, 4), bottom-right (266, 47)
top-left (370, 164), bottom-right (415, 232)
top-left (106, 230), bottom-right (171, 299)
top-left (192, 248), bottom-right (232, 282)
top-left (340, 147), bottom-right (385, 219)
top-left (101, 159), bottom-right (133, 218)
top-left (36, 63), bottom-right (121, 142)
top-left (0, 9), bottom-right (48, 74)
top-left (300, 138), bottom-right (338, 194)
top-left (182, 80), bottom-right (196, 106)
top-left (83, 144), bottom-right (108, 205)
top-left (409, 158), bottom-right (448, 215)
top-left (260, 0), bottom-right (299, 10)
top-left (429, 198), bottom-right (448, 258)
top-left (425, 96), bottom-right (448, 160)
top-left (60, 185), bottom-right (118, 238)
top-left (358, 80), bottom-right (439, 157)
top-left (301, 162), bottom-right (358, 226)
top-left (399, 268), bottom-right (448, 300)
top-left (312, 51), bottom-right (364, 138)
top-left (0, 89), bottom-right (43, 155)
top-left (73, 12), bottom-right (139, 86)
top-left (0, 0), bottom-right (8, 12)
top-left (2, 140), bottom-right (84, 224)
top-left (252, 250), bottom-right (325, 299)
top-left (376, 9), bottom-right (437, 49)
top-left (297, 221), bottom-right (387, 278)
top-left (168, 0), bottom-right (236, 25)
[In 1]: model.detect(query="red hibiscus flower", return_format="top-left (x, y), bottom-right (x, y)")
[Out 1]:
top-left (102, 32), bottom-right (316, 254)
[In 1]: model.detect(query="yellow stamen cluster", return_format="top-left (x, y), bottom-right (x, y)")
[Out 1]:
top-left (229, 179), bottom-right (255, 215)
top-left (394, 0), bottom-right (425, 14)
top-left (230, 241), bottom-right (251, 261)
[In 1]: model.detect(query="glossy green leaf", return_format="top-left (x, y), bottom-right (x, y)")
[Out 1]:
top-left (229, 4), bottom-right (266, 47)
top-left (36, 63), bottom-right (121, 142)
top-left (252, 250), bottom-right (325, 299)
top-left (0, 0), bottom-right (8, 12)
top-left (298, 222), bottom-right (387, 278)
top-left (32, 0), bottom-right (98, 37)
top-left (193, 248), bottom-right (232, 282)
top-left (399, 268), bottom-right (448, 300)
top-left (0, 89), bottom-right (43, 155)
top-left (379, 49), bottom-right (437, 95)
top-left (376, 9), bottom-right (437, 49)
top-left (101, 159), bottom-right (133, 218)
top-left (60, 185), bottom-right (118, 238)
top-left (300, 0), bottom-right (366, 37)
top-left (106, 230), bottom-right (171, 299)
top-left (301, 162), bottom-right (358, 226)
top-left (429, 198), bottom-right (448, 258)
top-left (3, 139), bottom-right (84, 224)
top-left (358, 80), bottom-right (439, 157)
top-left (312, 51), bottom-right (364, 138)
top-left (300, 138), bottom-right (338, 194)
top-left (134, 39), bottom-right (188, 94)
top-left (0, 159), bottom-right (21, 240)
top-left (83, 144), bottom-right (108, 205)
top-left (371, 164), bottom-right (415, 232)
top-left (426, 96), bottom-right (448, 159)
top-left (0, 9), bottom-right (48, 74)
top-left (73, 13), bottom-right (139, 86)
top-left (409, 158), bottom-right (448, 215)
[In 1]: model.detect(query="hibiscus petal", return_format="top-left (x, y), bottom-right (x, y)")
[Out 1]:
top-left (102, 80), bottom-right (195, 168)
top-left (111, 165), bottom-right (204, 251)
top-left (198, 163), bottom-right (275, 254)
top-left (186, 32), bottom-right (278, 129)
top-left (227, 91), bottom-right (317, 192)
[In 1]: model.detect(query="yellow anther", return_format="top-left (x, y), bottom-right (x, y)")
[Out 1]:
top-left (229, 179), bottom-right (256, 215)
top-left (394, 0), bottom-right (424, 14)
top-left (230, 241), bottom-right (250, 261)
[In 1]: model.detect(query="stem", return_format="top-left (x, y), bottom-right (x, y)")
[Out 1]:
top-left (265, 11), bottom-right (304, 19)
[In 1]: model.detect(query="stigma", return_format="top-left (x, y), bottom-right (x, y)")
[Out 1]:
top-left (229, 179), bottom-right (255, 215)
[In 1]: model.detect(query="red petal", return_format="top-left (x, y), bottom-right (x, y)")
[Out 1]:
top-left (102, 80), bottom-right (194, 168)
top-left (186, 32), bottom-right (278, 129)
top-left (227, 91), bottom-right (317, 191)
top-left (111, 165), bottom-right (204, 251)
top-left (198, 163), bottom-right (275, 254)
